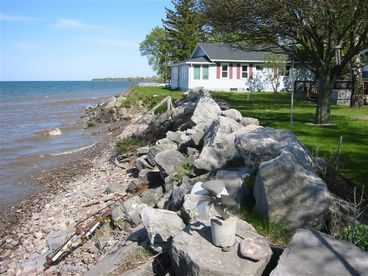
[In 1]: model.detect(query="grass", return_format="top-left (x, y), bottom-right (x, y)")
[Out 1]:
top-left (116, 137), bottom-right (145, 155)
top-left (171, 157), bottom-right (195, 182)
top-left (238, 209), bottom-right (291, 246)
top-left (122, 85), bottom-right (184, 112)
top-left (212, 92), bottom-right (368, 195)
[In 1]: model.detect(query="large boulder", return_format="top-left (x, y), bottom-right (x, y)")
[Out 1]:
top-left (271, 229), bottom-right (368, 276)
top-left (222, 109), bottom-right (243, 122)
top-left (253, 151), bottom-right (330, 231)
top-left (140, 206), bottom-right (185, 252)
top-left (193, 146), bottom-right (236, 172)
top-left (154, 150), bottom-right (185, 177)
top-left (171, 219), bottom-right (272, 276)
top-left (235, 127), bottom-right (315, 170)
top-left (191, 96), bottom-right (222, 125)
top-left (203, 116), bottom-right (243, 147)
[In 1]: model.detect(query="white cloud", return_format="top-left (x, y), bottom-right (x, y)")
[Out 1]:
top-left (0, 13), bottom-right (36, 22)
top-left (75, 37), bottom-right (137, 48)
top-left (54, 18), bottom-right (96, 29)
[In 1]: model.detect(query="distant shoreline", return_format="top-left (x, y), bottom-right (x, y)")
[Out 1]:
top-left (92, 77), bottom-right (162, 82)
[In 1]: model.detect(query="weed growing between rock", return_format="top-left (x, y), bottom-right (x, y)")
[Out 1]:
top-left (115, 137), bottom-right (145, 155)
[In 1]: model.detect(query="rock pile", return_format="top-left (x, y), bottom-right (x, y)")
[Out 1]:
top-left (85, 89), bottom-right (367, 275)
top-left (84, 95), bottom-right (133, 127)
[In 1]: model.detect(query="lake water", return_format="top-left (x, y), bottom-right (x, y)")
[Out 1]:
top-left (0, 81), bottom-right (135, 210)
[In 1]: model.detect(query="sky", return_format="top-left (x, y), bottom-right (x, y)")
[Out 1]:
top-left (0, 0), bottom-right (172, 81)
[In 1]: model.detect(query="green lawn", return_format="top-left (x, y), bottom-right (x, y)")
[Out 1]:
top-left (123, 85), bottom-right (184, 110)
top-left (212, 92), bottom-right (368, 195)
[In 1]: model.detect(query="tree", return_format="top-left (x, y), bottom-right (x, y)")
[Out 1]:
top-left (200, 0), bottom-right (368, 124)
top-left (139, 26), bottom-right (170, 80)
top-left (264, 53), bottom-right (287, 93)
top-left (163, 0), bottom-right (204, 63)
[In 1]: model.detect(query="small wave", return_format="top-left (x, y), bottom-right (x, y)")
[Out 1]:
top-left (50, 143), bottom-right (96, 156)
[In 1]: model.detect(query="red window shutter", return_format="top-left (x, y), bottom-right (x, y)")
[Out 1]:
top-left (217, 64), bottom-right (221, 79)
top-left (237, 64), bottom-right (241, 79)
top-left (249, 63), bottom-right (254, 79)
top-left (229, 63), bottom-right (233, 79)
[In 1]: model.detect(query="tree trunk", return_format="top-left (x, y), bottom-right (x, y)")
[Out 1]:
top-left (350, 70), bottom-right (364, 108)
top-left (315, 69), bottom-right (333, 124)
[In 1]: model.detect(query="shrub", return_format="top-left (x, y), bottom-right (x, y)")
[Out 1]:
top-left (171, 158), bottom-right (195, 182)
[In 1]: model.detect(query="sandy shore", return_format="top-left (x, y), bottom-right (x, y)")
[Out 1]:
top-left (0, 117), bottom-right (137, 275)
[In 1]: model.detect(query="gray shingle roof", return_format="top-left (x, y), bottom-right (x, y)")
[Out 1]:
top-left (196, 43), bottom-right (265, 61)
top-left (183, 56), bottom-right (213, 63)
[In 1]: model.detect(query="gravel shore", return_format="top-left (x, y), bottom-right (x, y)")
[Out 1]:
top-left (0, 118), bottom-right (135, 275)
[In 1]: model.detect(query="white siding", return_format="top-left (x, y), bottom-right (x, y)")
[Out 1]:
top-left (172, 62), bottom-right (314, 92)
top-left (170, 64), bottom-right (189, 90)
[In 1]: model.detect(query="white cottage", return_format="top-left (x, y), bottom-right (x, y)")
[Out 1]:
top-left (170, 43), bottom-right (293, 92)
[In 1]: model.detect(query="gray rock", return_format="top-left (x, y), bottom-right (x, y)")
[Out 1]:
top-left (101, 96), bottom-right (117, 110)
top-left (47, 229), bottom-right (73, 251)
top-left (136, 146), bottom-right (150, 157)
top-left (166, 130), bottom-right (191, 145)
top-left (271, 229), bottom-right (368, 276)
top-left (136, 155), bottom-right (154, 171)
top-left (127, 178), bottom-right (143, 193)
top-left (235, 127), bottom-right (315, 170)
top-left (86, 242), bottom-right (141, 276)
top-left (240, 117), bottom-right (259, 126)
top-left (140, 206), bottom-right (185, 252)
top-left (140, 186), bottom-right (164, 207)
top-left (171, 220), bottom-right (271, 276)
top-left (171, 176), bottom-right (193, 209)
top-left (216, 168), bottom-right (251, 206)
top-left (111, 205), bottom-right (125, 223)
top-left (186, 147), bottom-right (199, 164)
top-left (95, 237), bottom-right (109, 251)
top-left (254, 151), bottom-right (330, 231)
top-left (156, 138), bottom-right (178, 150)
top-left (154, 150), bottom-right (185, 177)
top-left (222, 109), bottom-right (243, 122)
top-left (203, 116), bottom-right (243, 147)
top-left (194, 146), bottom-right (235, 172)
top-left (186, 125), bottom-right (205, 147)
top-left (191, 96), bottom-right (222, 125)
top-left (105, 182), bottom-right (125, 195)
top-left (146, 146), bottom-right (163, 166)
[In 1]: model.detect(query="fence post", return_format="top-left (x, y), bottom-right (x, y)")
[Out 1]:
top-left (335, 136), bottom-right (343, 173)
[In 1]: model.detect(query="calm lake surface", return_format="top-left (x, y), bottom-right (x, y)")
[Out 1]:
top-left (0, 81), bottom-right (135, 210)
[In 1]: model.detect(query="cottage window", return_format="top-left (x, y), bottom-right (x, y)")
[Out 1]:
top-left (202, 65), bottom-right (209, 80)
top-left (194, 65), bottom-right (200, 80)
top-left (256, 64), bottom-right (263, 71)
top-left (241, 65), bottom-right (248, 78)
top-left (221, 64), bottom-right (228, 78)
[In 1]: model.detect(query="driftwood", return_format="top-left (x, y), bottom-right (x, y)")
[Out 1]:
top-left (82, 193), bottom-right (126, 208)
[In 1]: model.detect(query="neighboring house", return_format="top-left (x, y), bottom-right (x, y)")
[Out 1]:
top-left (169, 43), bottom-right (313, 92)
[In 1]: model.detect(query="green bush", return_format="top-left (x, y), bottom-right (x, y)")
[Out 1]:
top-left (339, 224), bottom-right (368, 251)
top-left (116, 137), bottom-right (144, 155)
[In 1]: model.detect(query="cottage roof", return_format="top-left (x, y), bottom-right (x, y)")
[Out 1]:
top-left (196, 43), bottom-right (265, 62)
